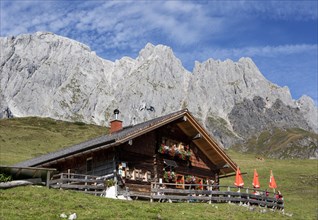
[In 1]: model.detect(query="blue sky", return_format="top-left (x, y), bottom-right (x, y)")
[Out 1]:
top-left (1, 0), bottom-right (317, 104)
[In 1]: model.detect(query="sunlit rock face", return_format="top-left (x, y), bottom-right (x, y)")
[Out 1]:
top-left (1, 32), bottom-right (317, 151)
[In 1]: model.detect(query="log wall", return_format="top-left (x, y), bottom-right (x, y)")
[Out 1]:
top-left (156, 124), bottom-right (217, 180)
top-left (119, 131), bottom-right (156, 175)
top-left (44, 147), bottom-right (115, 177)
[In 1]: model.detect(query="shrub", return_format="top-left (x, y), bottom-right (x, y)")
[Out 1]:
top-left (74, 121), bottom-right (86, 126)
top-left (0, 173), bottom-right (12, 182)
top-left (105, 179), bottom-right (115, 187)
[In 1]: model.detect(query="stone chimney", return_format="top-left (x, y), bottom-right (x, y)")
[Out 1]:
top-left (110, 109), bottom-right (123, 133)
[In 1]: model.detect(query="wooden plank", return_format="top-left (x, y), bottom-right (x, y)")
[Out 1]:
top-left (126, 183), bottom-right (151, 193)
top-left (129, 193), bottom-right (152, 199)
top-left (152, 188), bottom-right (211, 194)
top-left (50, 184), bottom-right (105, 190)
top-left (177, 121), bottom-right (197, 137)
top-left (150, 187), bottom-right (283, 207)
top-left (151, 195), bottom-right (237, 202)
top-left (49, 179), bottom-right (105, 186)
top-left (48, 179), bottom-right (62, 185)
top-left (152, 188), bottom-right (246, 197)
top-left (151, 195), bottom-right (210, 201)
top-left (83, 191), bottom-right (105, 195)
top-left (70, 173), bottom-right (100, 179)
top-left (54, 178), bottom-right (105, 184)
top-left (150, 195), bottom-right (283, 207)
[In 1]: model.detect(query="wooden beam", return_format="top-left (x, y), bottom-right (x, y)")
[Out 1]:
top-left (184, 112), bottom-right (237, 173)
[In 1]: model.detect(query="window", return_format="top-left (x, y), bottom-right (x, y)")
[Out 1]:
top-left (86, 157), bottom-right (93, 173)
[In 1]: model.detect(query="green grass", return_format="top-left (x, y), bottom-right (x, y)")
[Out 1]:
top-left (0, 117), bottom-right (317, 219)
top-left (1, 186), bottom-right (292, 220)
top-left (0, 117), bottom-right (108, 165)
top-left (223, 150), bottom-right (318, 219)
top-left (233, 128), bottom-right (318, 159)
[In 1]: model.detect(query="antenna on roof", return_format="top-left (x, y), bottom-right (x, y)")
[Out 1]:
top-left (114, 109), bottom-right (120, 120)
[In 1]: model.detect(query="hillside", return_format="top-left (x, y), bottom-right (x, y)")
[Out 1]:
top-left (0, 117), bottom-right (108, 165)
top-left (0, 185), bottom-right (295, 219)
top-left (233, 128), bottom-right (318, 159)
top-left (1, 32), bottom-right (317, 157)
top-left (0, 117), bottom-right (317, 219)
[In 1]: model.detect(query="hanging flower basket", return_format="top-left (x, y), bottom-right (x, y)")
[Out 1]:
top-left (158, 144), bottom-right (191, 160)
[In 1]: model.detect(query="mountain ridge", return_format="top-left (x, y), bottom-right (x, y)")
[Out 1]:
top-left (0, 32), bottom-right (317, 158)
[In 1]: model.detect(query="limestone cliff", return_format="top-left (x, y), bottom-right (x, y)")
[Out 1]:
top-left (1, 32), bottom-right (317, 158)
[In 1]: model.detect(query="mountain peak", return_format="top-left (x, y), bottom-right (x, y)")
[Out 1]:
top-left (238, 57), bottom-right (254, 63)
top-left (0, 32), bottom-right (317, 155)
top-left (137, 43), bottom-right (175, 61)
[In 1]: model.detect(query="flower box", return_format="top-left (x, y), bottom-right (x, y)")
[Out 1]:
top-left (158, 144), bottom-right (191, 160)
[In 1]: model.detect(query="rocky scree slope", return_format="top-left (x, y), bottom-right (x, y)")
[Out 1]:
top-left (0, 32), bottom-right (317, 158)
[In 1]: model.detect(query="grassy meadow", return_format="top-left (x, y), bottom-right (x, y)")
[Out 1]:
top-left (0, 117), bottom-right (317, 219)
top-left (223, 150), bottom-right (317, 219)
top-left (1, 185), bottom-right (295, 220)
top-left (0, 117), bottom-right (108, 165)
top-left (233, 128), bottom-right (318, 159)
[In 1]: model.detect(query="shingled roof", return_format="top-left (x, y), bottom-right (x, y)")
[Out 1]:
top-left (15, 110), bottom-right (187, 167)
top-left (15, 109), bottom-right (237, 174)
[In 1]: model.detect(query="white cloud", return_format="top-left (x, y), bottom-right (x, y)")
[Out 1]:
top-left (201, 1), bottom-right (318, 21)
top-left (0, 1), bottom-right (219, 47)
top-left (1, 1), bottom-right (317, 62)
top-left (194, 44), bottom-right (318, 61)
top-left (247, 1), bottom-right (318, 21)
top-left (2, 0), bottom-right (315, 56)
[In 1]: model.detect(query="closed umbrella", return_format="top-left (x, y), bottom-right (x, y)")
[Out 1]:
top-left (253, 169), bottom-right (260, 188)
top-left (269, 170), bottom-right (277, 192)
top-left (234, 167), bottom-right (244, 190)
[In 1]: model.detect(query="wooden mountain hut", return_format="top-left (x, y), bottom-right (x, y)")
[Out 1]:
top-left (15, 109), bottom-right (238, 197)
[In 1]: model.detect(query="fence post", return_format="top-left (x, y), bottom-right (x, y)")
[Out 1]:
top-left (59, 173), bottom-right (63, 189)
top-left (125, 186), bottom-right (129, 200)
top-left (85, 175), bottom-right (88, 192)
top-left (94, 176), bottom-right (97, 196)
top-left (246, 188), bottom-right (250, 206)
top-left (150, 182), bottom-right (153, 203)
top-left (228, 186), bottom-right (231, 204)
top-left (209, 188), bottom-right (212, 204)
top-left (46, 171), bottom-right (51, 188)
top-left (67, 169), bottom-right (70, 185)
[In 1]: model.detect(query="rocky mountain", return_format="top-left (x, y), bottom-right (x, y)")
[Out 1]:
top-left (1, 32), bottom-right (317, 158)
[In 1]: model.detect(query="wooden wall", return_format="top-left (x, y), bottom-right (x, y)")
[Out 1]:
top-left (118, 131), bottom-right (156, 175)
top-left (42, 121), bottom-right (219, 183)
top-left (45, 147), bottom-right (115, 177)
top-left (155, 123), bottom-right (217, 180)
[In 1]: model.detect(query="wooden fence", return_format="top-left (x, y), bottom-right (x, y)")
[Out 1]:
top-left (49, 173), bottom-right (106, 196)
top-left (146, 182), bottom-right (284, 209)
top-left (47, 174), bottom-right (284, 210)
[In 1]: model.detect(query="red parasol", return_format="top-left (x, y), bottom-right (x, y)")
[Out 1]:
top-left (234, 167), bottom-right (244, 187)
top-left (253, 169), bottom-right (260, 188)
top-left (269, 170), bottom-right (277, 192)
